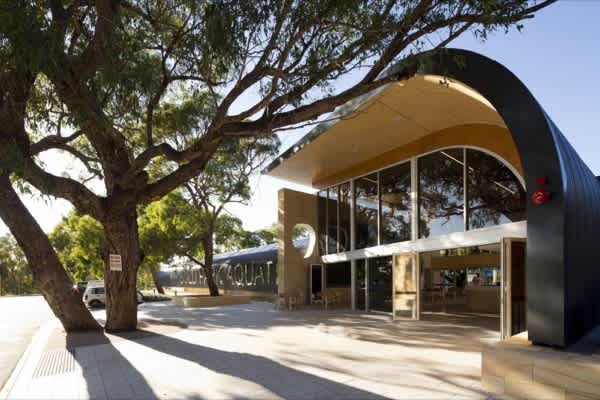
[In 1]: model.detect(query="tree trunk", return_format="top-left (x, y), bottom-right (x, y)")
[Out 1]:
top-left (202, 236), bottom-right (219, 296)
top-left (0, 174), bottom-right (101, 331)
top-left (150, 266), bottom-right (165, 295)
top-left (103, 208), bottom-right (141, 331)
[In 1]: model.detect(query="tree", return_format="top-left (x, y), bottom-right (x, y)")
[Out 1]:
top-left (0, 0), bottom-right (556, 330)
top-left (51, 211), bottom-right (168, 293)
top-left (139, 191), bottom-right (257, 296)
top-left (176, 136), bottom-right (279, 296)
top-left (0, 235), bottom-right (35, 295)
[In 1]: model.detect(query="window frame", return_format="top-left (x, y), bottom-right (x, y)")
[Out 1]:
top-left (317, 146), bottom-right (525, 255)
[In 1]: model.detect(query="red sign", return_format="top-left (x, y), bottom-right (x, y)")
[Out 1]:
top-left (109, 254), bottom-right (122, 271)
top-left (531, 189), bottom-right (551, 205)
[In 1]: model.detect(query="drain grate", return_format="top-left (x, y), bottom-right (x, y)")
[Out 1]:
top-left (32, 348), bottom-right (77, 378)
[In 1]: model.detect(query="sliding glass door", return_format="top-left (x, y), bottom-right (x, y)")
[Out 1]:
top-left (368, 256), bottom-right (393, 313)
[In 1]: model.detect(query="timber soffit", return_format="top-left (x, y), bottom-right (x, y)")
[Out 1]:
top-left (262, 49), bottom-right (460, 175)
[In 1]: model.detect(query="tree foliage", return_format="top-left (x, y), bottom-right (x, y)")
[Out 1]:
top-left (0, 235), bottom-right (35, 295)
top-left (50, 213), bottom-right (106, 282)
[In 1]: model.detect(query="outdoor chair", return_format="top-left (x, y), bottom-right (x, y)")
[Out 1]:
top-left (311, 292), bottom-right (323, 306)
top-left (275, 293), bottom-right (287, 310)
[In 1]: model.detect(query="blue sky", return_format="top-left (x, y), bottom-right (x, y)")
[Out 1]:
top-left (1, 1), bottom-right (598, 235)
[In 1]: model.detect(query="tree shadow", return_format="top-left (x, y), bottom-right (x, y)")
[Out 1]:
top-left (66, 332), bottom-right (158, 400)
top-left (139, 301), bottom-right (499, 353)
top-left (66, 322), bottom-right (392, 399)
top-left (114, 329), bottom-right (393, 399)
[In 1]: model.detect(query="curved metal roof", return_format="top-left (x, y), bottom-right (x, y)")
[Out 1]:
top-left (166, 239), bottom-right (309, 270)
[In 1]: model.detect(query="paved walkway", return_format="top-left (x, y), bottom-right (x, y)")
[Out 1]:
top-left (0, 296), bottom-right (52, 391)
top-left (2, 302), bottom-right (502, 399)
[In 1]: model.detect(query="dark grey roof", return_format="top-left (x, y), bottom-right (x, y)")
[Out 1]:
top-left (168, 239), bottom-right (309, 269)
top-left (212, 242), bottom-right (279, 264)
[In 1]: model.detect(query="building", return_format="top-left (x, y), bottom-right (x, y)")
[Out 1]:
top-left (263, 48), bottom-right (600, 349)
top-left (159, 242), bottom-right (279, 295)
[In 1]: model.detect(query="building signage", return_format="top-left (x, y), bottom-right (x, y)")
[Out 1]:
top-left (109, 254), bottom-right (122, 271)
top-left (161, 261), bottom-right (277, 293)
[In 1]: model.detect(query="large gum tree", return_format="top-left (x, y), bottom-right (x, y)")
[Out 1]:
top-left (0, 0), bottom-right (555, 331)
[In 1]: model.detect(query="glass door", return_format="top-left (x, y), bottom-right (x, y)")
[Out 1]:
top-left (501, 238), bottom-right (527, 339)
top-left (393, 253), bottom-right (419, 320)
top-left (310, 264), bottom-right (323, 303)
top-left (368, 257), bottom-right (393, 313)
top-left (355, 260), bottom-right (366, 311)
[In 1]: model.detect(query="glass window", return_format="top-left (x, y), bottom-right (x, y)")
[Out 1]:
top-left (368, 256), bottom-right (393, 313)
top-left (327, 187), bottom-right (338, 254)
top-left (380, 162), bottom-right (411, 244)
top-left (326, 261), bottom-right (351, 287)
top-left (355, 261), bottom-right (366, 311)
top-left (338, 182), bottom-right (351, 252)
top-left (418, 149), bottom-right (464, 238)
top-left (467, 149), bottom-right (526, 230)
top-left (317, 190), bottom-right (327, 255)
top-left (355, 173), bottom-right (379, 249)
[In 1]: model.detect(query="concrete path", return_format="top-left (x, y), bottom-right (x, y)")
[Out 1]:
top-left (0, 296), bottom-right (52, 391)
top-left (3, 301), bottom-right (502, 399)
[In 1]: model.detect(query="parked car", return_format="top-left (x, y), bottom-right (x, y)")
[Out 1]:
top-left (73, 281), bottom-right (88, 298)
top-left (83, 282), bottom-right (144, 308)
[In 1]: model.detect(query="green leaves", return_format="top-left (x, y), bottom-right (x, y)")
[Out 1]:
top-left (0, 234), bottom-right (34, 295)
top-left (49, 212), bottom-right (106, 281)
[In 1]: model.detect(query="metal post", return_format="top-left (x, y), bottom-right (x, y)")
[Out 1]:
top-left (377, 171), bottom-right (381, 246)
top-left (365, 259), bottom-right (370, 311)
top-left (463, 148), bottom-right (468, 231)
top-left (350, 179), bottom-right (356, 310)
top-left (411, 157), bottom-right (419, 241)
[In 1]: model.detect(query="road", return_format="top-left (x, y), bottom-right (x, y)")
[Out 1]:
top-left (0, 296), bottom-right (53, 390)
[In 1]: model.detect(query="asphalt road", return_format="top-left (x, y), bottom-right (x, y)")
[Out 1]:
top-left (0, 296), bottom-right (53, 390)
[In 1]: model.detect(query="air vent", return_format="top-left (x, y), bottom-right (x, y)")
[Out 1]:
top-left (32, 348), bottom-right (78, 378)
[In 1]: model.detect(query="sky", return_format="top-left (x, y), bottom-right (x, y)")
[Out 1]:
top-left (1, 1), bottom-right (599, 236)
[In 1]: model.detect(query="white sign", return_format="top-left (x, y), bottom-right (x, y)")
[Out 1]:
top-left (109, 254), bottom-right (122, 271)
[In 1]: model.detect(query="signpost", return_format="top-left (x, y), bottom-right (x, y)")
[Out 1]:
top-left (109, 254), bottom-right (122, 272)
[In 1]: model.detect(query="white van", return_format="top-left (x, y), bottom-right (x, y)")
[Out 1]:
top-left (83, 281), bottom-right (143, 308)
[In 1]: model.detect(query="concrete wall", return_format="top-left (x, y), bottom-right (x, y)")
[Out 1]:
top-left (277, 188), bottom-right (320, 301)
top-left (482, 336), bottom-right (600, 399)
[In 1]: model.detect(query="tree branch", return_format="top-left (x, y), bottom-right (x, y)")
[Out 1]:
top-left (21, 159), bottom-right (105, 219)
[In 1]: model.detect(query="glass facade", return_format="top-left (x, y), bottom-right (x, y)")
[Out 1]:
top-left (326, 261), bottom-right (351, 287)
top-left (338, 182), bottom-right (352, 252)
top-left (418, 149), bottom-right (465, 238)
top-left (355, 261), bottom-right (366, 311)
top-left (355, 173), bottom-right (379, 249)
top-left (467, 149), bottom-right (526, 230)
top-left (380, 162), bottom-right (411, 244)
top-left (368, 256), bottom-right (393, 313)
top-left (317, 147), bottom-right (525, 255)
top-left (327, 188), bottom-right (338, 254)
top-left (317, 190), bottom-right (327, 255)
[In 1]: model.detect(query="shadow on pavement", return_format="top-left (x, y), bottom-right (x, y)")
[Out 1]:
top-left (140, 301), bottom-right (499, 352)
top-left (125, 330), bottom-right (393, 399)
top-left (65, 318), bottom-right (392, 399)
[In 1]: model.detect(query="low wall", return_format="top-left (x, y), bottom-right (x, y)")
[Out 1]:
top-left (482, 334), bottom-right (600, 399)
top-left (169, 287), bottom-right (277, 308)
top-left (172, 295), bottom-right (252, 308)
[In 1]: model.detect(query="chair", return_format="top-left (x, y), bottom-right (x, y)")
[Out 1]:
top-left (312, 292), bottom-right (323, 306)
top-left (296, 291), bottom-right (305, 308)
top-left (275, 293), bottom-right (287, 310)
